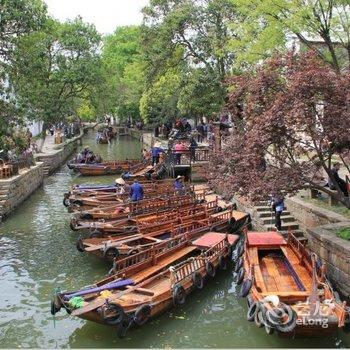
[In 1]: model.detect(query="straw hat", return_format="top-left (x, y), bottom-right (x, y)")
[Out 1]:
top-left (115, 178), bottom-right (126, 185)
top-left (176, 175), bottom-right (182, 179)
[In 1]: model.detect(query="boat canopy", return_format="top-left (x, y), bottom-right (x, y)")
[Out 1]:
top-left (247, 231), bottom-right (286, 247)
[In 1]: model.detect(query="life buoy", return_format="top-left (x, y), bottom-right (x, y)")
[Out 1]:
top-left (81, 212), bottom-right (93, 220)
top-left (255, 309), bottom-right (264, 328)
top-left (76, 237), bottom-right (85, 252)
top-left (247, 301), bottom-right (258, 322)
top-left (234, 256), bottom-right (244, 273)
top-left (219, 256), bottom-right (227, 270)
top-left (235, 244), bottom-right (244, 258)
top-left (133, 304), bottom-right (151, 326)
top-left (274, 304), bottom-right (297, 333)
top-left (103, 302), bottom-right (125, 326)
top-left (192, 272), bottom-right (204, 289)
top-left (50, 297), bottom-right (62, 315)
top-left (117, 317), bottom-right (133, 338)
top-left (205, 261), bottom-right (216, 277)
top-left (246, 294), bottom-right (254, 308)
top-left (108, 266), bottom-right (116, 277)
top-left (172, 284), bottom-right (186, 305)
top-left (265, 324), bottom-right (274, 335)
top-left (104, 246), bottom-right (119, 260)
top-left (69, 221), bottom-right (78, 231)
top-left (90, 230), bottom-right (103, 238)
top-left (234, 267), bottom-right (244, 285)
top-left (72, 199), bottom-right (83, 206)
top-left (239, 278), bottom-right (252, 298)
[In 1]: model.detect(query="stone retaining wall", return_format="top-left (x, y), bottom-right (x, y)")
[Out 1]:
top-left (285, 197), bottom-right (348, 232)
top-left (0, 162), bottom-right (44, 221)
top-left (35, 133), bottom-right (83, 176)
top-left (307, 222), bottom-right (350, 297)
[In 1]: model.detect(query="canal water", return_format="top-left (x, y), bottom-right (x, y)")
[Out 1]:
top-left (0, 132), bottom-right (349, 348)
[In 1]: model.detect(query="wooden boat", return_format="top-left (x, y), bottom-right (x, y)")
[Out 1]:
top-left (77, 209), bottom-right (249, 262)
top-left (70, 200), bottom-right (214, 233)
top-left (122, 162), bottom-right (167, 182)
top-left (51, 231), bottom-right (239, 337)
top-left (72, 193), bottom-right (207, 221)
top-left (74, 160), bottom-right (142, 176)
top-left (64, 179), bottom-right (188, 203)
top-left (69, 178), bottom-right (177, 195)
top-left (71, 203), bottom-right (219, 240)
top-left (236, 230), bottom-right (348, 337)
top-left (66, 186), bottom-right (194, 212)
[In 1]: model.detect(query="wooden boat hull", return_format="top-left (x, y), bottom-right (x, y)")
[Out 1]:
top-left (238, 231), bottom-right (347, 338)
top-left (54, 232), bottom-right (239, 335)
top-left (74, 160), bottom-right (142, 176)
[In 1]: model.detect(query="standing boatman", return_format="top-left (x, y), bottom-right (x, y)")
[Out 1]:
top-left (174, 175), bottom-right (185, 195)
top-left (130, 180), bottom-right (144, 202)
top-left (151, 142), bottom-right (164, 166)
top-left (270, 194), bottom-right (284, 231)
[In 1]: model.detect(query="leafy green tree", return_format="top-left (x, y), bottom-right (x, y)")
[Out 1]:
top-left (140, 0), bottom-right (236, 125)
top-left (0, 0), bottom-right (48, 151)
top-left (231, 0), bottom-right (350, 72)
top-left (178, 68), bottom-right (225, 122)
top-left (100, 26), bottom-right (145, 122)
top-left (142, 0), bottom-right (237, 81)
top-left (10, 16), bottom-right (101, 144)
top-left (140, 68), bottom-right (182, 124)
top-left (0, 0), bottom-right (47, 60)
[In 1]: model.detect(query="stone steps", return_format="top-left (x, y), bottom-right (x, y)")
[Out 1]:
top-left (265, 221), bottom-right (300, 231)
top-left (258, 210), bottom-right (291, 218)
top-left (261, 215), bottom-right (296, 225)
top-left (252, 200), bottom-right (308, 244)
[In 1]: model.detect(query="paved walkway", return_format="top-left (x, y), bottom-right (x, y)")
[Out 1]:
top-left (40, 135), bottom-right (57, 154)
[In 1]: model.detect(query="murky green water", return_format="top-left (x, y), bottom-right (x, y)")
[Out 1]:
top-left (0, 132), bottom-right (349, 348)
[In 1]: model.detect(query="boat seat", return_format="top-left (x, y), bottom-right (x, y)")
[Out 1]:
top-left (132, 246), bottom-right (197, 284)
top-left (281, 247), bottom-right (312, 291)
top-left (127, 286), bottom-right (155, 296)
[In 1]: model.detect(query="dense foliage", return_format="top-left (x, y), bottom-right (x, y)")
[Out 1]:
top-left (210, 51), bottom-right (350, 207)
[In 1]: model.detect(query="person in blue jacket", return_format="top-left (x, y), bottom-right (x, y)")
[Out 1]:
top-left (151, 142), bottom-right (164, 166)
top-left (174, 175), bottom-right (185, 195)
top-left (130, 180), bottom-right (144, 202)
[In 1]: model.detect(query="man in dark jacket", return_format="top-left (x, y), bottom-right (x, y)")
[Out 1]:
top-left (130, 180), bottom-right (144, 202)
top-left (329, 162), bottom-right (348, 197)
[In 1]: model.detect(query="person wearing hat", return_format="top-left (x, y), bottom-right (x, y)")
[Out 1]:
top-left (115, 178), bottom-right (126, 195)
top-left (174, 175), bottom-right (185, 195)
top-left (130, 180), bottom-right (144, 202)
top-left (151, 142), bottom-right (164, 166)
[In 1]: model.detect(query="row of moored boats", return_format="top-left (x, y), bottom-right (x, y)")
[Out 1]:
top-left (52, 145), bottom-right (350, 339)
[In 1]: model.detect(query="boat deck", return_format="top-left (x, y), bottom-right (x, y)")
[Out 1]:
top-left (132, 245), bottom-right (197, 283)
top-left (257, 246), bottom-right (311, 294)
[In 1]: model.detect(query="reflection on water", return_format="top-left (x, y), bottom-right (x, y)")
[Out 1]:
top-left (0, 132), bottom-right (349, 348)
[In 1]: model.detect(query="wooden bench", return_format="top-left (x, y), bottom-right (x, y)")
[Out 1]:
top-left (309, 187), bottom-right (339, 206)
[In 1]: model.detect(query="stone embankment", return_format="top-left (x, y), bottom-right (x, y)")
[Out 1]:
top-left (307, 222), bottom-right (350, 297)
top-left (35, 132), bottom-right (83, 176)
top-left (0, 125), bottom-right (96, 221)
top-left (0, 162), bottom-right (44, 221)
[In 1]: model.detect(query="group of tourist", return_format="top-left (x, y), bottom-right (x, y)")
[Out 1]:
top-left (114, 175), bottom-right (185, 202)
top-left (75, 146), bottom-right (102, 164)
top-left (48, 121), bottom-right (80, 139)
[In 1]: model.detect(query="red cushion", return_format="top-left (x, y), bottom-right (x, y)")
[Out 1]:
top-left (193, 232), bottom-right (239, 249)
top-left (247, 231), bottom-right (286, 246)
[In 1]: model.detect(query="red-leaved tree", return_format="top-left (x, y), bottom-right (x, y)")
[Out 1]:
top-left (210, 51), bottom-right (350, 207)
